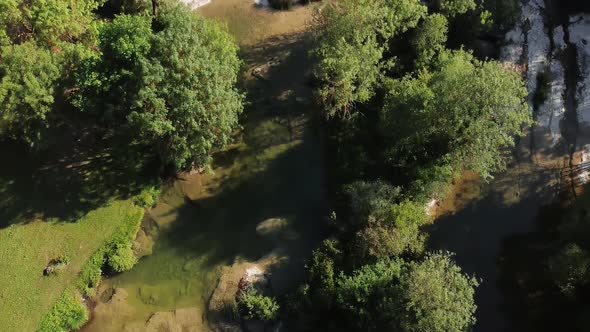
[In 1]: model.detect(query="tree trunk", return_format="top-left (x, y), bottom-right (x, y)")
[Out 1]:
top-left (152, 0), bottom-right (158, 16)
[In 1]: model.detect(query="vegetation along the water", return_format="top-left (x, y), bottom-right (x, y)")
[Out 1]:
top-left (1, 0), bottom-right (590, 331)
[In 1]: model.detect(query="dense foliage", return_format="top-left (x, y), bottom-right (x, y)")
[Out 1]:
top-left (0, 42), bottom-right (62, 146)
top-left (0, 1), bottom-right (243, 170)
top-left (237, 289), bottom-right (280, 321)
top-left (381, 50), bottom-right (530, 180)
top-left (76, 6), bottom-right (243, 168)
top-left (38, 289), bottom-right (88, 332)
top-left (312, 0), bottom-right (427, 117)
top-left (293, 0), bottom-right (530, 329)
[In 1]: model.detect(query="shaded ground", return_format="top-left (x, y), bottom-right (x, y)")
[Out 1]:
top-left (0, 136), bottom-right (153, 227)
top-left (429, 1), bottom-right (590, 331)
top-left (0, 113), bottom-right (152, 331)
top-left (83, 2), bottom-right (325, 331)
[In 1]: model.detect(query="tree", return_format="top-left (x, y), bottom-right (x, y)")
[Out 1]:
top-left (399, 252), bottom-right (479, 332)
top-left (132, 5), bottom-right (243, 169)
top-left (380, 50), bottom-right (531, 181)
top-left (306, 239), bottom-right (341, 307)
top-left (435, 0), bottom-right (476, 18)
top-left (354, 199), bottom-right (428, 260)
top-left (0, 0), bottom-right (105, 47)
top-left (312, 0), bottom-right (427, 117)
top-left (336, 258), bottom-right (405, 330)
top-left (0, 42), bottom-right (62, 146)
top-left (413, 14), bottom-right (448, 68)
top-left (74, 14), bottom-right (152, 124)
top-left (237, 289), bottom-right (280, 321)
top-left (548, 244), bottom-right (590, 296)
top-left (343, 180), bottom-right (402, 229)
top-left (334, 253), bottom-right (478, 331)
top-left (76, 4), bottom-right (244, 169)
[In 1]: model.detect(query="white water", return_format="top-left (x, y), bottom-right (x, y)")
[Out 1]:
top-left (569, 15), bottom-right (590, 126)
top-left (179, 0), bottom-right (211, 9)
top-left (502, 0), bottom-right (567, 146)
top-left (523, 0), bottom-right (550, 98)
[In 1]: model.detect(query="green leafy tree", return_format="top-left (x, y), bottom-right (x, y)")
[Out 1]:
top-left (237, 289), bottom-right (280, 321)
top-left (343, 180), bottom-right (402, 229)
top-left (334, 253), bottom-right (478, 331)
top-left (74, 14), bottom-right (152, 123)
top-left (435, 0), bottom-right (476, 18)
top-left (0, 42), bottom-right (62, 146)
top-left (306, 239), bottom-right (341, 307)
top-left (380, 50), bottom-right (531, 181)
top-left (76, 4), bottom-right (243, 169)
top-left (0, 0), bottom-right (105, 47)
top-left (131, 5), bottom-right (243, 169)
top-left (336, 258), bottom-right (405, 330)
top-left (413, 14), bottom-right (448, 68)
top-left (399, 252), bottom-right (479, 332)
top-left (354, 199), bottom-right (429, 260)
top-left (312, 0), bottom-right (427, 117)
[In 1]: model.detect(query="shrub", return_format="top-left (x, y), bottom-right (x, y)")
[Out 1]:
top-left (107, 245), bottom-right (137, 272)
top-left (548, 244), bottom-right (590, 296)
top-left (78, 249), bottom-right (106, 296)
top-left (38, 289), bottom-right (88, 332)
top-left (133, 186), bottom-right (161, 208)
top-left (104, 208), bottom-right (143, 272)
top-left (237, 289), bottom-right (280, 321)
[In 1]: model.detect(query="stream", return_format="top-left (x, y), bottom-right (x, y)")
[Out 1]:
top-left (82, 2), bottom-right (323, 331)
top-left (81, 0), bottom-right (590, 331)
top-left (429, 1), bottom-right (590, 331)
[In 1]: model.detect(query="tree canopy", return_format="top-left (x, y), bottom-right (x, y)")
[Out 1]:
top-left (380, 50), bottom-right (531, 180)
top-left (0, 42), bottom-right (62, 146)
top-left (312, 0), bottom-right (427, 117)
top-left (76, 5), bottom-right (243, 169)
top-left (333, 253), bottom-right (478, 331)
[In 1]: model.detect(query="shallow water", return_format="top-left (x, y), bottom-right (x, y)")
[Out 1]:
top-left (429, 1), bottom-right (590, 331)
top-left (83, 2), bottom-right (323, 331)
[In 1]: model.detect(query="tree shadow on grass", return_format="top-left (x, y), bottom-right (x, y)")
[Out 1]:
top-left (0, 137), bottom-right (155, 228)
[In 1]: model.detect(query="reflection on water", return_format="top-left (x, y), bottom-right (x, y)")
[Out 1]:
top-left (428, 159), bottom-right (560, 332)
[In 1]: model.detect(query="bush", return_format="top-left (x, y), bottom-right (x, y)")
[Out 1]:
top-left (104, 208), bottom-right (143, 272)
top-left (133, 186), bottom-right (161, 208)
top-left (78, 249), bottom-right (106, 296)
top-left (107, 245), bottom-right (137, 272)
top-left (78, 206), bottom-right (143, 296)
top-left (38, 289), bottom-right (88, 332)
top-left (237, 289), bottom-right (280, 321)
top-left (548, 244), bottom-right (590, 296)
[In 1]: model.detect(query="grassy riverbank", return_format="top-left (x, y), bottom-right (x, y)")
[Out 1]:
top-left (0, 138), bottom-right (153, 331)
top-left (0, 199), bottom-right (144, 331)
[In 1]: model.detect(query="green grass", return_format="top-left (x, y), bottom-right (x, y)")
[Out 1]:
top-left (0, 199), bottom-right (144, 331)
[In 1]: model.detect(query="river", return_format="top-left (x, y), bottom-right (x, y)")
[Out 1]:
top-left (429, 1), bottom-right (590, 331)
top-left (82, 2), bottom-right (324, 331)
top-left (83, 0), bottom-right (590, 331)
